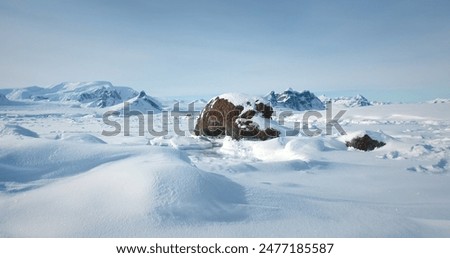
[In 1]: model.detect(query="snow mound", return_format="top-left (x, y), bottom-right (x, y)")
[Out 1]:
top-left (0, 148), bottom-right (247, 236)
top-left (60, 133), bottom-right (107, 144)
top-left (220, 136), bottom-right (346, 162)
top-left (407, 159), bottom-right (448, 174)
top-left (0, 124), bottom-right (39, 138)
top-left (145, 151), bottom-right (247, 223)
top-left (169, 136), bottom-right (213, 150)
top-left (266, 88), bottom-right (325, 111)
top-left (149, 135), bottom-right (214, 150)
top-left (0, 140), bottom-right (139, 192)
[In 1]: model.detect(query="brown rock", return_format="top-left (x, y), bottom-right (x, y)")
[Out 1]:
top-left (194, 97), bottom-right (280, 140)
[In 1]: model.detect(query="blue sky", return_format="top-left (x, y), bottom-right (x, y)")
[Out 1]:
top-left (0, 0), bottom-right (449, 101)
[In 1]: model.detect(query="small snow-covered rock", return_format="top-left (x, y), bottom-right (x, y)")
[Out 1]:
top-left (345, 134), bottom-right (386, 151)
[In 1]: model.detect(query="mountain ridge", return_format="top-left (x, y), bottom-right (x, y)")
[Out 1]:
top-left (2, 81), bottom-right (142, 108)
top-left (265, 88), bottom-right (325, 111)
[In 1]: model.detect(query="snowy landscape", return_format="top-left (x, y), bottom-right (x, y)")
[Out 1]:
top-left (1, 81), bottom-right (449, 237)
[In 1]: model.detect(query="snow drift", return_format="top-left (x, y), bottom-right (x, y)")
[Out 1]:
top-left (0, 146), bottom-right (247, 237)
top-left (0, 124), bottom-right (39, 138)
top-left (1, 89), bottom-right (450, 237)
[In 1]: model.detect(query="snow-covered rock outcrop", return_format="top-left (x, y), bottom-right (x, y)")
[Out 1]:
top-left (345, 134), bottom-right (386, 151)
top-left (195, 93), bottom-right (280, 140)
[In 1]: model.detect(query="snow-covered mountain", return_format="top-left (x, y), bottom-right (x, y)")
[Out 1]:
top-left (0, 94), bottom-right (12, 105)
top-left (319, 94), bottom-right (372, 108)
top-left (265, 88), bottom-right (325, 111)
top-left (111, 90), bottom-right (162, 113)
top-left (0, 93), bottom-right (24, 106)
top-left (5, 81), bottom-right (139, 108)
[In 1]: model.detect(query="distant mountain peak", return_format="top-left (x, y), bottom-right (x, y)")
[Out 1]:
top-left (321, 94), bottom-right (371, 108)
top-left (138, 90), bottom-right (147, 98)
top-left (266, 88), bottom-right (325, 111)
top-left (285, 87), bottom-right (295, 92)
top-left (110, 89), bottom-right (162, 114)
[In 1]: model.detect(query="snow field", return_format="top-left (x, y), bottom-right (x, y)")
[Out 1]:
top-left (0, 100), bottom-right (449, 237)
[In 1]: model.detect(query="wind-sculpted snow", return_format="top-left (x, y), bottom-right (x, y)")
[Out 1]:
top-left (0, 147), bottom-right (247, 237)
top-left (59, 133), bottom-right (107, 144)
top-left (0, 138), bottom-right (138, 192)
top-left (0, 124), bottom-right (39, 138)
top-left (149, 135), bottom-right (214, 150)
top-left (1, 98), bottom-right (450, 237)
